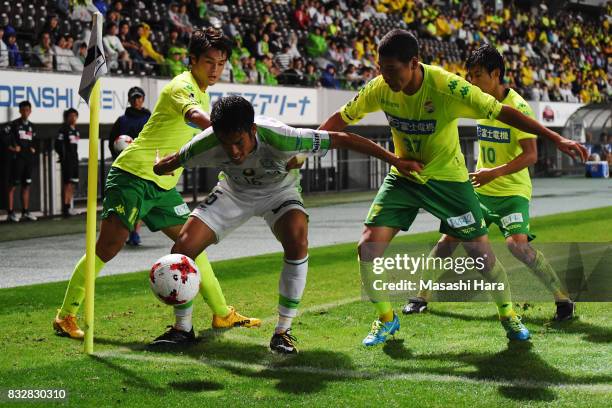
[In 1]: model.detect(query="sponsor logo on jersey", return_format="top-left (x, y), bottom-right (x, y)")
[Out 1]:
top-left (385, 112), bottom-right (436, 135)
top-left (477, 125), bottom-right (511, 143)
top-left (447, 212), bottom-right (476, 229)
top-left (500, 212), bottom-right (524, 228)
top-left (174, 203), bottom-right (190, 216)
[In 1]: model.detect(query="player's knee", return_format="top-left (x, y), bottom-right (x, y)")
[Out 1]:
top-left (281, 228), bottom-right (308, 259)
top-left (171, 236), bottom-right (201, 260)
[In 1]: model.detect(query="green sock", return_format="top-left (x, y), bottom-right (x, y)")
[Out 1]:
top-left (59, 254), bottom-right (106, 317)
top-left (529, 250), bottom-right (568, 301)
top-left (195, 252), bottom-right (230, 317)
top-left (359, 259), bottom-right (393, 320)
top-left (483, 258), bottom-right (515, 319)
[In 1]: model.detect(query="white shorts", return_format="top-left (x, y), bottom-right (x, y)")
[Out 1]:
top-left (190, 183), bottom-right (308, 243)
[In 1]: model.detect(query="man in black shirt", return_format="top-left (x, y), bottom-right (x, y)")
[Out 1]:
top-left (7, 101), bottom-right (37, 222)
top-left (55, 108), bottom-right (80, 217)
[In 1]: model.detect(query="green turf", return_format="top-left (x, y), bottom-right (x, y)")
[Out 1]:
top-left (1, 207), bottom-right (610, 407)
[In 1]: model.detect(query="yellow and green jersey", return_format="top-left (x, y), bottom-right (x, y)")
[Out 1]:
top-left (113, 71), bottom-right (210, 190)
top-left (475, 89), bottom-right (536, 200)
top-left (340, 64), bottom-right (502, 184)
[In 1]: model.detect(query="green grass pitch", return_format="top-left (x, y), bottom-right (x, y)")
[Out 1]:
top-left (1, 207), bottom-right (610, 407)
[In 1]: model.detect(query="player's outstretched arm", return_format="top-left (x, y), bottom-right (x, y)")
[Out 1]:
top-left (154, 151), bottom-right (181, 176)
top-left (286, 112), bottom-right (350, 171)
top-left (497, 106), bottom-right (588, 161)
top-left (329, 131), bottom-right (424, 176)
top-left (185, 108), bottom-right (212, 130)
top-left (318, 111), bottom-right (349, 131)
top-left (470, 139), bottom-right (537, 187)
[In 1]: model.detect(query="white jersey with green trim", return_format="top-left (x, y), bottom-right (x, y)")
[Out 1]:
top-left (179, 116), bottom-right (330, 196)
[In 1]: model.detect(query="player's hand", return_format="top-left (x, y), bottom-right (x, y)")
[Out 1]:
top-left (14, 145), bottom-right (21, 153)
top-left (286, 154), bottom-right (307, 170)
top-left (555, 137), bottom-right (588, 162)
top-left (154, 149), bottom-right (175, 176)
top-left (393, 158), bottom-right (424, 177)
top-left (30, 147), bottom-right (35, 154)
top-left (469, 168), bottom-right (499, 187)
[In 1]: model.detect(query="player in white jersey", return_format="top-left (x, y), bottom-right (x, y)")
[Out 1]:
top-left (154, 95), bottom-right (423, 353)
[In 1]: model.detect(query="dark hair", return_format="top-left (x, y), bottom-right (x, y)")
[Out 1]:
top-left (210, 95), bottom-right (254, 137)
top-left (378, 29), bottom-right (419, 63)
top-left (466, 44), bottom-right (506, 84)
top-left (18, 101), bottom-right (31, 109)
top-left (106, 22), bottom-right (117, 31)
top-left (63, 108), bottom-right (78, 120)
top-left (188, 27), bottom-right (232, 60)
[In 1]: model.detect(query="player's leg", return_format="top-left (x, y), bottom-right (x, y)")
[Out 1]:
top-left (7, 157), bottom-right (20, 221)
top-left (426, 180), bottom-right (529, 341)
top-left (53, 214), bottom-right (129, 338)
top-left (54, 168), bottom-right (141, 338)
top-left (19, 156), bottom-right (36, 220)
top-left (403, 233), bottom-right (461, 314)
top-left (506, 234), bottom-right (574, 321)
top-left (268, 208), bottom-right (309, 354)
top-left (150, 186), bottom-right (261, 346)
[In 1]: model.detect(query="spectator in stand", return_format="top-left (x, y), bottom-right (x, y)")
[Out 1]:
top-left (55, 35), bottom-right (83, 72)
top-left (41, 14), bottom-right (61, 45)
top-left (162, 27), bottom-right (185, 58)
top-left (306, 27), bottom-right (328, 58)
top-left (224, 15), bottom-right (240, 39)
top-left (343, 64), bottom-right (361, 90)
top-left (138, 23), bottom-right (165, 69)
top-left (287, 32), bottom-right (301, 60)
top-left (55, 108), bottom-right (81, 217)
top-left (294, 3), bottom-right (310, 30)
top-left (177, 4), bottom-right (195, 35)
top-left (168, 3), bottom-right (190, 36)
top-left (274, 43), bottom-right (293, 72)
top-left (6, 101), bottom-right (37, 222)
top-left (0, 26), bottom-right (7, 68)
top-left (4, 28), bottom-right (23, 68)
top-left (108, 86), bottom-right (151, 245)
top-left (103, 22), bottom-right (132, 74)
top-left (278, 57), bottom-right (305, 86)
top-left (321, 64), bottom-right (340, 89)
top-left (257, 33), bottom-right (270, 59)
top-left (243, 56), bottom-right (259, 84)
top-left (256, 55), bottom-right (278, 85)
top-left (305, 61), bottom-right (321, 87)
top-left (118, 21), bottom-right (143, 67)
top-left (164, 46), bottom-right (188, 77)
top-left (77, 41), bottom-right (88, 64)
top-left (33, 32), bottom-right (55, 71)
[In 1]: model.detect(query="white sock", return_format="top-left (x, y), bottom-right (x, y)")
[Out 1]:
top-left (276, 315), bottom-right (293, 334)
top-left (173, 305), bottom-right (193, 332)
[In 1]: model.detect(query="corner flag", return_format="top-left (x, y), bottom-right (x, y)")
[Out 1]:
top-left (79, 10), bottom-right (107, 354)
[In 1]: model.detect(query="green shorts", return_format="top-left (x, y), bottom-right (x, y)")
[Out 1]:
top-left (100, 167), bottom-right (190, 232)
top-left (476, 193), bottom-right (534, 240)
top-left (365, 173), bottom-right (488, 240)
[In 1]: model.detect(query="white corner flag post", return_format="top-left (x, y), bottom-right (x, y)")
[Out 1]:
top-left (78, 10), bottom-right (107, 355)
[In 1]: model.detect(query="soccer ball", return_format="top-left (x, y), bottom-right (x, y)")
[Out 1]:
top-left (149, 254), bottom-right (200, 305)
top-left (113, 134), bottom-right (133, 152)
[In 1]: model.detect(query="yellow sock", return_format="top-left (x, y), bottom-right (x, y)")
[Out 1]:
top-left (379, 308), bottom-right (394, 323)
top-left (59, 254), bottom-right (105, 317)
top-left (194, 252), bottom-right (230, 317)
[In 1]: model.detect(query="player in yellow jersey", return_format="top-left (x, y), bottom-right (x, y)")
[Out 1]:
top-left (53, 28), bottom-right (260, 345)
top-left (404, 45), bottom-right (575, 322)
top-left (317, 30), bottom-right (586, 345)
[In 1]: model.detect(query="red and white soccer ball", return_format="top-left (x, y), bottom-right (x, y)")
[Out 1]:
top-left (149, 254), bottom-right (200, 306)
top-left (113, 134), bottom-right (133, 152)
